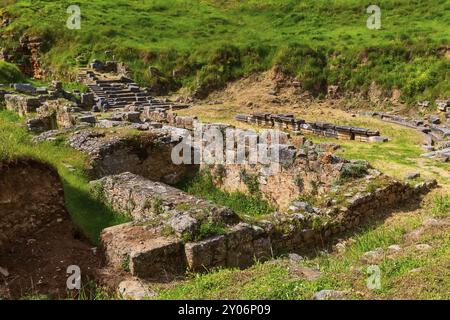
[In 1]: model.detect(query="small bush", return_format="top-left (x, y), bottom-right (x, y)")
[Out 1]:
top-left (90, 180), bottom-right (105, 202)
top-left (339, 161), bottom-right (369, 182)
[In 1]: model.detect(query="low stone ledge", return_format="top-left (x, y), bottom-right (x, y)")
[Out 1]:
top-left (100, 223), bottom-right (186, 279)
top-left (130, 238), bottom-right (186, 280)
top-left (99, 175), bottom-right (435, 280)
top-left (93, 172), bottom-right (240, 227)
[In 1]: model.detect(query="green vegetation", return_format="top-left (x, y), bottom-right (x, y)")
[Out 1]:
top-left (338, 160), bottom-right (369, 182)
top-left (182, 219), bottom-right (227, 243)
top-left (1, 0), bottom-right (448, 102)
top-left (177, 170), bottom-right (274, 217)
top-left (0, 109), bottom-right (130, 243)
top-left (432, 194), bottom-right (450, 217)
top-left (157, 197), bottom-right (449, 300)
top-left (0, 60), bottom-right (24, 84)
top-left (239, 168), bottom-right (260, 194)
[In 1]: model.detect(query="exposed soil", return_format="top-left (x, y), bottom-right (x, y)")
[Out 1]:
top-left (0, 216), bottom-right (101, 300)
top-left (182, 68), bottom-right (419, 121)
top-left (0, 159), bottom-right (102, 299)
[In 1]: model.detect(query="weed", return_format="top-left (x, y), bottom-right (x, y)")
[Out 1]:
top-left (338, 161), bottom-right (369, 183)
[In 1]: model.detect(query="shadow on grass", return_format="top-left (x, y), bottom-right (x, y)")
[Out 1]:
top-left (62, 177), bottom-right (131, 245)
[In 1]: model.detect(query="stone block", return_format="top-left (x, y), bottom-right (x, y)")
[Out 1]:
top-left (13, 83), bottom-right (36, 94)
top-left (184, 235), bottom-right (227, 271)
top-left (226, 223), bottom-right (256, 268)
top-left (130, 238), bottom-right (186, 279)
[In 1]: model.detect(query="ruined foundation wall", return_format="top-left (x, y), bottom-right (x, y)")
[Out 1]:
top-left (0, 159), bottom-right (67, 253)
top-left (97, 173), bottom-right (434, 278)
top-left (69, 130), bottom-right (199, 184)
top-left (207, 150), bottom-right (344, 210)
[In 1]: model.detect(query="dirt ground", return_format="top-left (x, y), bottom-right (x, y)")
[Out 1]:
top-left (0, 216), bottom-right (101, 300)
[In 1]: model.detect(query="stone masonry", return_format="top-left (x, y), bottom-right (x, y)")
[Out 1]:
top-left (235, 113), bottom-right (385, 142)
top-left (97, 172), bottom-right (435, 278)
top-left (68, 129), bottom-right (198, 184)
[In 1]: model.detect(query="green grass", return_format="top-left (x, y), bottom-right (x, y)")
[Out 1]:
top-left (177, 169), bottom-right (274, 217)
top-left (157, 198), bottom-right (449, 300)
top-left (0, 60), bottom-right (24, 84)
top-left (1, 0), bottom-right (449, 102)
top-left (432, 194), bottom-right (450, 217)
top-left (0, 109), bottom-right (130, 243)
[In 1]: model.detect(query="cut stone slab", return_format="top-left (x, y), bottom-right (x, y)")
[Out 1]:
top-left (93, 172), bottom-right (240, 227)
top-left (429, 115), bottom-right (441, 125)
top-left (77, 115), bottom-right (97, 124)
top-left (388, 244), bottom-right (402, 253)
top-left (100, 223), bottom-right (187, 280)
top-left (369, 136), bottom-right (388, 143)
top-left (405, 172), bottom-right (420, 180)
top-left (0, 266), bottom-right (9, 277)
top-left (185, 235), bottom-right (227, 271)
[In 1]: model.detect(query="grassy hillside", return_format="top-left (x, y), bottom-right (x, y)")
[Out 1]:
top-left (0, 60), bottom-right (24, 83)
top-left (0, 0), bottom-right (449, 103)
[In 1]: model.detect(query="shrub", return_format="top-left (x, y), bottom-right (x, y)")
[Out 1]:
top-left (339, 161), bottom-right (369, 182)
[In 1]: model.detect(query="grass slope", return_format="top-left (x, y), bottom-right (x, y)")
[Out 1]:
top-left (0, 60), bottom-right (24, 84)
top-left (1, 0), bottom-right (449, 102)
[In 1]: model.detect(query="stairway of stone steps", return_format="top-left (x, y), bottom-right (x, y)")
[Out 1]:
top-left (78, 68), bottom-right (190, 111)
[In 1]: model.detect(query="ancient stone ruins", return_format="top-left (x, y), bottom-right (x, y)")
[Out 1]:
top-left (1, 61), bottom-right (442, 293)
top-left (362, 111), bottom-right (450, 162)
top-left (236, 113), bottom-right (387, 142)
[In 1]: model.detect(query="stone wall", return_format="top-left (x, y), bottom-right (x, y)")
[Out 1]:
top-left (68, 129), bottom-right (198, 184)
top-left (96, 172), bottom-right (435, 278)
top-left (97, 172), bottom-right (241, 278)
top-left (4, 94), bottom-right (42, 116)
top-left (142, 109), bottom-right (361, 209)
top-left (0, 159), bottom-right (67, 253)
top-left (206, 139), bottom-right (347, 209)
